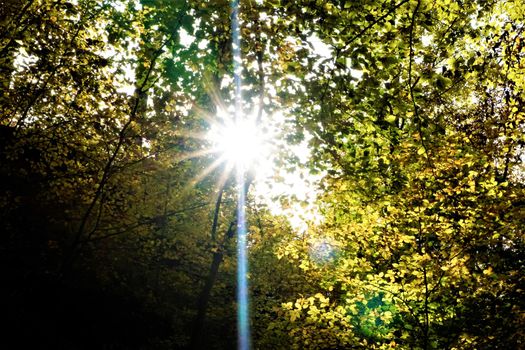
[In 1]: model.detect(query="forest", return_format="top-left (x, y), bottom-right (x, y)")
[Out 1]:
top-left (1, 0), bottom-right (524, 349)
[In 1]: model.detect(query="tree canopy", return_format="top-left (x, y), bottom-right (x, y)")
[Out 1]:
top-left (1, 0), bottom-right (523, 349)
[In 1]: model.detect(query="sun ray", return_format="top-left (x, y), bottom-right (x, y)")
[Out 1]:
top-left (182, 155), bottom-right (228, 194)
top-left (213, 160), bottom-right (235, 193)
top-left (191, 103), bottom-right (219, 125)
top-left (204, 79), bottom-right (229, 115)
top-left (171, 148), bottom-right (218, 163)
top-left (171, 129), bottom-right (211, 141)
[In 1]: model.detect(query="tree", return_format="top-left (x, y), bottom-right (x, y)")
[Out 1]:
top-left (1, 0), bottom-right (523, 348)
top-left (264, 0), bottom-right (525, 348)
top-left (0, 0), bottom-right (232, 347)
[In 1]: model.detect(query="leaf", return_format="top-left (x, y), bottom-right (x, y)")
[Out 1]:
top-left (385, 115), bottom-right (396, 124)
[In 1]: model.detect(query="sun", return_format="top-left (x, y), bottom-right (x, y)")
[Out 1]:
top-left (208, 109), bottom-right (270, 171)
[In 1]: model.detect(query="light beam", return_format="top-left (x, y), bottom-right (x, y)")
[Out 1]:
top-left (231, 1), bottom-right (251, 349)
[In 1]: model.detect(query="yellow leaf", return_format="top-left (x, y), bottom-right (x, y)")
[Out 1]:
top-left (385, 115), bottom-right (396, 123)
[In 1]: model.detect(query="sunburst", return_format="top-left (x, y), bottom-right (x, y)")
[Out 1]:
top-left (207, 108), bottom-right (271, 172)
top-left (173, 103), bottom-right (274, 199)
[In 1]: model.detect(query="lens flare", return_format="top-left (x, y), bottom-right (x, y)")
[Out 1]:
top-left (309, 237), bottom-right (339, 265)
top-left (231, 0), bottom-right (251, 348)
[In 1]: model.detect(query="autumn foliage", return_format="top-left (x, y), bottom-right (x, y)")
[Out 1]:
top-left (1, 0), bottom-right (524, 349)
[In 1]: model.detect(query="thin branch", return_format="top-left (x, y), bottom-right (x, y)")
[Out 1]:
top-left (340, 0), bottom-right (411, 54)
top-left (81, 201), bottom-right (211, 244)
top-left (316, 0), bottom-right (411, 152)
top-left (407, 0), bottom-right (435, 174)
top-left (211, 186), bottom-right (225, 242)
top-left (63, 8), bottom-right (188, 271)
